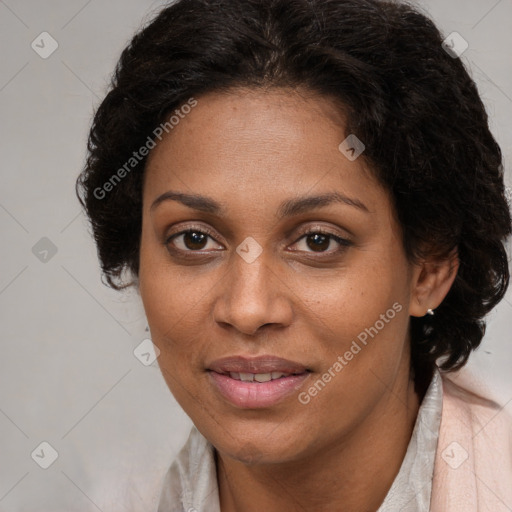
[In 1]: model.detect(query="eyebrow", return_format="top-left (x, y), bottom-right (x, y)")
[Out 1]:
top-left (150, 190), bottom-right (369, 217)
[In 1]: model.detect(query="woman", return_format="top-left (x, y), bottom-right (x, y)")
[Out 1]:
top-left (76, 0), bottom-right (512, 510)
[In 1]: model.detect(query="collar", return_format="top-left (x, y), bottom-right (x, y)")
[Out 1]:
top-left (377, 368), bottom-right (443, 511)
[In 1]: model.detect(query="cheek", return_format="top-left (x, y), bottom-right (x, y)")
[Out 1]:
top-left (294, 265), bottom-right (410, 432)
top-left (139, 254), bottom-right (209, 408)
top-left (139, 235), bottom-right (184, 348)
top-left (139, 227), bottom-right (191, 324)
top-left (305, 253), bottom-right (408, 339)
top-left (300, 254), bottom-right (412, 414)
top-left (138, 234), bottom-right (218, 377)
top-left (140, 271), bottom-right (204, 354)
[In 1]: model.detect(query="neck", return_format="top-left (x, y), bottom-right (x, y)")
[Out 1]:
top-left (216, 374), bottom-right (421, 512)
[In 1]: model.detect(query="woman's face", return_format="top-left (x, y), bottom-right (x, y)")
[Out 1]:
top-left (139, 88), bottom-right (421, 464)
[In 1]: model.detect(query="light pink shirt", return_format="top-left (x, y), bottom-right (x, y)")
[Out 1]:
top-left (430, 373), bottom-right (512, 511)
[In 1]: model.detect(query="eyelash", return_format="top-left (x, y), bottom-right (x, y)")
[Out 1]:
top-left (164, 225), bottom-right (352, 258)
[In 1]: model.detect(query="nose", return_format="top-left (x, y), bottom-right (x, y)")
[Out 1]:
top-left (212, 250), bottom-right (293, 336)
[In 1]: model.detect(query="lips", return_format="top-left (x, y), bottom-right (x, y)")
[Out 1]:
top-left (208, 355), bottom-right (309, 375)
top-left (207, 355), bottom-right (311, 408)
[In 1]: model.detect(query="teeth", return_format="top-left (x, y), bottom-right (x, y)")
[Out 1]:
top-left (254, 373), bottom-right (272, 383)
top-left (228, 372), bottom-right (291, 382)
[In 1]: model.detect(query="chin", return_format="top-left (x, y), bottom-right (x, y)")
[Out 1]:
top-left (207, 421), bottom-right (309, 466)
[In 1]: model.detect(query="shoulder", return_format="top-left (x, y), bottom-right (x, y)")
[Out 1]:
top-left (430, 370), bottom-right (512, 512)
top-left (440, 371), bottom-right (512, 436)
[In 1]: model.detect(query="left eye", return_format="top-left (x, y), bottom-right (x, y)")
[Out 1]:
top-left (293, 231), bottom-right (350, 253)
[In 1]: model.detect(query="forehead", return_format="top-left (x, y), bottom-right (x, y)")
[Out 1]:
top-left (143, 87), bottom-right (384, 213)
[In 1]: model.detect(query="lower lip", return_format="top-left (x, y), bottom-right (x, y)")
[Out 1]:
top-left (208, 371), bottom-right (310, 408)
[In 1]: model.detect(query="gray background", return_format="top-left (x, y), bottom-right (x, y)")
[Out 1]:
top-left (0, 0), bottom-right (511, 510)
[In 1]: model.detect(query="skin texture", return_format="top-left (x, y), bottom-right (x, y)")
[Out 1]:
top-left (138, 87), bottom-right (458, 511)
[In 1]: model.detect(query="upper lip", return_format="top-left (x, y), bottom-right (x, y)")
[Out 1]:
top-left (208, 356), bottom-right (309, 374)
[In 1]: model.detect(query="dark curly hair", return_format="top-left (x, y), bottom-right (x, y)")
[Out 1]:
top-left (76, 0), bottom-right (511, 383)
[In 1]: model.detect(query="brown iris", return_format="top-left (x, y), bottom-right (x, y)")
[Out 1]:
top-left (183, 231), bottom-right (208, 250)
top-left (306, 233), bottom-right (330, 252)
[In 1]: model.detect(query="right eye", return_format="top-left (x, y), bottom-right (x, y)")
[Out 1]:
top-left (165, 227), bottom-right (224, 253)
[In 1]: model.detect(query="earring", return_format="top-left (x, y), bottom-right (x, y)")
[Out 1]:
top-left (426, 308), bottom-right (435, 316)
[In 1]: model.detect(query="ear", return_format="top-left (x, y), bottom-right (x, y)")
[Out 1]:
top-left (409, 247), bottom-right (459, 317)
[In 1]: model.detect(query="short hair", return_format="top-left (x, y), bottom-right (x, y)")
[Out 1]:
top-left (76, 0), bottom-right (511, 380)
